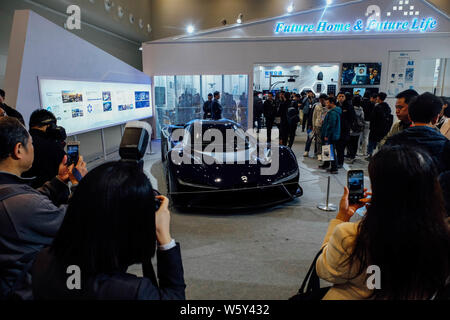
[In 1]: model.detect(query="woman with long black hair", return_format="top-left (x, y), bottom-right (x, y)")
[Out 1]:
top-left (31, 161), bottom-right (186, 300)
top-left (316, 145), bottom-right (450, 299)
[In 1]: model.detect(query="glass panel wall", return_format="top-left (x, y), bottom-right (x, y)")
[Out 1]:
top-left (154, 74), bottom-right (248, 138)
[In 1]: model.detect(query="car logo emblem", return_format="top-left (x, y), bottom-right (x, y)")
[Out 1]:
top-left (241, 176), bottom-right (248, 182)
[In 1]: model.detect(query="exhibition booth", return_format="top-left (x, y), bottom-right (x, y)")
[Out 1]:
top-left (142, 0), bottom-right (450, 132)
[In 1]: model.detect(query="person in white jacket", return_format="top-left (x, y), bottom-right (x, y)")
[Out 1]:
top-left (311, 94), bottom-right (329, 161)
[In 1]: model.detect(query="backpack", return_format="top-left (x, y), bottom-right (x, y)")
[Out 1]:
top-left (351, 107), bottom-right (365, 133)
top-left (287, 107), bottom-right (300, 125)
top-left (382, 107), bottom-right (394, 136)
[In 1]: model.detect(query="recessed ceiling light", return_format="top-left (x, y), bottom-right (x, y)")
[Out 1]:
top-left (287, 4), bottom-right (294, 13)
top-left (326, 0), bottom-right (333, 5)
top-left (117, 6), bottom-right (124, 18)
top-left (187, 25), bottom-right (195, 34)
top-left (129, 14), bottom-right (134, 24)
top-left (236, 13), bottom-right (243, 24)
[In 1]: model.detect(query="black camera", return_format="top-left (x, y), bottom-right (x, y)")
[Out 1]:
top-left (119, 121), bottom-right (162, 209)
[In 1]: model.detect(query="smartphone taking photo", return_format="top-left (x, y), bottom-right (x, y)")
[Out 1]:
top-left (66, 141), bottom-right (80, 167)
top-left (347, 169), bottom-right (364, 204)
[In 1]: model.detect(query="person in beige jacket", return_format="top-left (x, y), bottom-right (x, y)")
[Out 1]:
top-left (316, 145), bottom-right (450, 300)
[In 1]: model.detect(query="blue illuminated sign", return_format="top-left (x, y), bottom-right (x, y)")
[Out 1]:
top-left (274, 17), bottom-right (437, 34)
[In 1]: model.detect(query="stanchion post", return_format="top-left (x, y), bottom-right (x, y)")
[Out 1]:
top-left (317, 176), bottom-right (337, 212)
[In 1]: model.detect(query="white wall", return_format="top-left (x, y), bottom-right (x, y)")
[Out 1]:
top-left (143, 34), bottom-right (450, 126)
top-left (4, 10), bottom-right (151, 162)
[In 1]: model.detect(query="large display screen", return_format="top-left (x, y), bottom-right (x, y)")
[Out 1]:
top-left (38, 78), bottom-right (152, 135)
top-left (341, 63), bottom-right (382, 85)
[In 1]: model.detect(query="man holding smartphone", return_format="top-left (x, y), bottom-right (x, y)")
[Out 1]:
top-left (0, 117), bottom-right (88, 299)
top-left (319, 97), bottom-right (342, 174)
top-left (22, 110), bottom-right (66, 188)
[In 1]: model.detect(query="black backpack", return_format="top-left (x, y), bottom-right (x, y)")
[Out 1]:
top-left (383, 107), bottom-right (394, 136)
top-left (287, 107), bottom-right (300, 125)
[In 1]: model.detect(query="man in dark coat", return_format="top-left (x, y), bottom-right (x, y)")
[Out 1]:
top-left (367, 92), bottom-right (392, 159)
top-left (253, 91), bottom-right (264, 133)
top-left (336, 92), bottom-right (355, 168)
top-left (384, 92), bottom-right (450, 173)
top-left (211, 91), bottom-right (223, 120)
top-left (22, 110), bottom-right (66, 189)
top-left (203, 93), bottom-right (213, 119)
top-left (263, 92), bottom-right (277, 144)
top-left (0, 117), bottom-right (87, 300)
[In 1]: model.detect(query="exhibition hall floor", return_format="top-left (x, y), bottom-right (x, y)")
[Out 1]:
top-left (127, 129), bottom-right (370, 300)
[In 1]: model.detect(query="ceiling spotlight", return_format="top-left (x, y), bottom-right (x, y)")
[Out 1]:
top-left (104, 0), bottom-right (113, 11)
top-left (117, 6), bottom-right (124, 18)
top-left (287, 4), bottom-right (294, 13)
top-left (139, 47), bottom-right (143, 51)
top-left (326, 0), bottom-right (333, 5)
top-left (129, 14), bottom-right (135, 24)
top-left (221, 19), bottom-right (227, 26)
top-left (236, 13), bottom-right (243, 24)
top-left (187, 25), bottom-right (195, 34)
top-left (147, 24), bottom-right (152, 33)
top-left (139, 19), bottom-right (144, 29)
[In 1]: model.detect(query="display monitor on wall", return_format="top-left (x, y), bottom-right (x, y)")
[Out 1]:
top-left (38, 78), bottom-right (152, 135)
top-left (341, 63), bottom-right (382, 86)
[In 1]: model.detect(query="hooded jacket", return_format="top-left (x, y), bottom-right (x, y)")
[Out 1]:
top-left (385, 125), bottom-right (450, 173)
top-left (321, 107), bottom-right (342, 142)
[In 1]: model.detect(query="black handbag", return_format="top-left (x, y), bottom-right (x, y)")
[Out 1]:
top-left (289, 248), bottom-right (331, 301)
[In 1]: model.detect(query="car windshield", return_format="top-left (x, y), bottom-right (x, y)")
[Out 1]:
top-left (185, 123), bottom-right (251, 151)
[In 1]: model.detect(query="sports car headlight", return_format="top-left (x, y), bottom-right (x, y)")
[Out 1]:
top-left (177, 178), bottom-right (219, 190)
top-left (272, 169), bottom-right (299, 185)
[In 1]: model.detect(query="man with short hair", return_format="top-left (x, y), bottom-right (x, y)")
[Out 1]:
top-left (319, 97), bottom-right (341, 174)
top-left (379, 89), bottom-right (418, 147)
top-left (263, 92), bottom-right (276, 144)
top-left (0, 89), bottom-right (24, 125)
top-left (358, 92), bottom-right (376, 155)
top-left (22, 110), bottom-right (67, 188)
top-left (0, 117), bottom-right (87, 299)
top-left (203, 93), bottom-right (213, 119)
top-left (385, 92), bottom-right (450, 173)
top-left (301, 90), bottom-right (314, 132)
top-left (366, 92), bottom-right (392, 159)
top-left (211, 91), bottom-right (223, 120)
top-left (253, 91), bottom-right (264, 133)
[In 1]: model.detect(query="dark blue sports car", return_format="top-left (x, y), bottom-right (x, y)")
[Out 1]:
top-left (161, 119), bottom-right (302, 210)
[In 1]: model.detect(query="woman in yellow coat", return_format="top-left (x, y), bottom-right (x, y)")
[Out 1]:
top-left (316, 145), bottom-right (450, 300)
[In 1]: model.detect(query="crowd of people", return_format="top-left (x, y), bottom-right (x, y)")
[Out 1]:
top-left (0, 86), bottom-right (449, 300)
top-left (253, 88), bottom-right (450, 174)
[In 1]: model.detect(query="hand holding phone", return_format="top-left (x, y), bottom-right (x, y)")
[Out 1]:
top-left (66, 141), bottom-right (80, 167)
top-left (347, 170), bottom-right (364, 204)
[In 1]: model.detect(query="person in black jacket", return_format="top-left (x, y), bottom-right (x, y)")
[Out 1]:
top-left (0, 117), bottom-right (87, 300)
top-left (203, 93), bottom-right (213, 119)
top-left (253, 91), bottom-right (264, 133)
top-left (0, 89), bottom-right (25, 125)
top-left (32, 161), bottom-right (186, 300)
top-left (211, 91), bottom-right (223, 120)
top-left (263, 92), bottom-right (277, 144)
top-left (384, 92), bottom-right (450, 174)
top-left (22, 110), bottom-right (66, 188)
top-left (336, 92), bottom-right (355, 168)
top-left (367, 92), bottom-right (391, 159)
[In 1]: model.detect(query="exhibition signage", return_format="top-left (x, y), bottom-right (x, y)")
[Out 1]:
top-left (274, 17), bottom-right (437, 34)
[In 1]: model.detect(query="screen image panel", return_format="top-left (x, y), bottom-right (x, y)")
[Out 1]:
top-left (39, 79), bottom-right (152, 135)
top-left (341, 63), bottom-right (382, 86)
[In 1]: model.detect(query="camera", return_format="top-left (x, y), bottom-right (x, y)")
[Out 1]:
top-left (119, 121), bottom-right (162, 210)
top-left (41, 118), bottom-right (67, 147)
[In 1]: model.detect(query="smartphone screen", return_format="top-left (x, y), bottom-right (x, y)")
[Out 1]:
top-left (67, 144), bottom-right (79, 166)
top-left (348, 170), bottom-right (364, 204)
